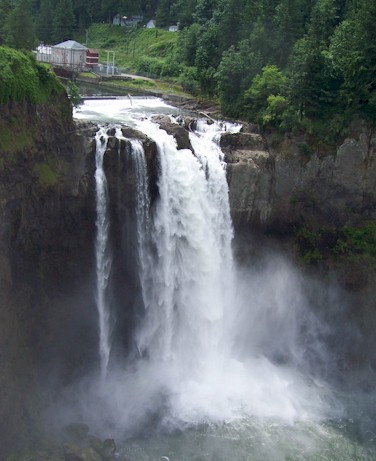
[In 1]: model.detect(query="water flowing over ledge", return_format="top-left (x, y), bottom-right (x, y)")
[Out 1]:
top-left (48, 97), bottom-right (376, 461)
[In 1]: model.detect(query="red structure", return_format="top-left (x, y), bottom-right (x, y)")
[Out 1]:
top-left (86, 49), bottom-right (99, 68)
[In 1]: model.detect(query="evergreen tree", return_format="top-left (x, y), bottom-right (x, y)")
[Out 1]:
top-left (195, 20), bottom-right (221, 93)
top-left (156, 0), bottom-right (172, 27)
top-left (194, 0), bottom-right (219, 25)
top-left (218, 0), bottom-right (246, 51)
top-left (178, 22), bottom-right (200, 66)
top-left (52, 0), bottom-right (76, 42)
top-left (0, 0), bottom-right (15, 45)
top-left (273, 0), bottom-right (308, 67)
top-left (36, 0), bottom-right (54, 43)
top-left (4, 0), bottom-right (37, 50)
top-left (170, 0), bottom-right (197, 29)
top-left (330, 0), bottom-right (376, 119)
top-left (217, 40), bottom-right (262, 116)
top-left (140, 0), bottom-right (160, 18)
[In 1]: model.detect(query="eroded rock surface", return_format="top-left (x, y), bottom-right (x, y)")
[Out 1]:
top-left (223, 123), bottom-right (376, 232)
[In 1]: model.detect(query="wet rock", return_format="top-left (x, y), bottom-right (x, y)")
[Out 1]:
top-left (102, 439), bottom-right (117, 459)
top-left (152, 115), bottom-right (193, 151)
top-left (220, 132), bottom-right (266, 157)
top-left (64, 423), bottom-right (90, 444)
top-left (88, 435), bottom-right (103, 454)
top-left (64, 445), bottom-right (103, 461)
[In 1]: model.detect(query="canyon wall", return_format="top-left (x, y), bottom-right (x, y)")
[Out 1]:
top-left (0, 98), bottom-right (375, 457)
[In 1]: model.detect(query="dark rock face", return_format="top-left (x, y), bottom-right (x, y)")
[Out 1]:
top-left (0, 97), bottom-right (97, 458)
top-left (223, 124), bottom-right (376, 233)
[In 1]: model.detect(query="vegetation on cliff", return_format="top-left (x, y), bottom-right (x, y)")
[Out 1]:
top-left (295, 222), bottom-right (376, 287)
top-left (0, 46), bottom-right (72, 162)
top-left (0, 46), bottom-right (64, 104)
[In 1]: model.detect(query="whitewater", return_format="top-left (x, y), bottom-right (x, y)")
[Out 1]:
top-left (70, 96), bottom-right (376, 461)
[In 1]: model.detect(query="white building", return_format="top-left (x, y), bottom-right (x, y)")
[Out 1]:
top-left (36, 44), bottom-right (52, 62)
top-left (50, 40), bottom-right (87, 70)
top-left (113, 14), bottom-right (143, 27)
top-left (146, 19), bottom-right (156, 28)
top-left (168, 25), bottom-right (178, 32)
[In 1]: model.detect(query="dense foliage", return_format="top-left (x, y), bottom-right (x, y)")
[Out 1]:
top-left (0, 46), bottom-right (64, 104)
top-left (0, 0), bottom-right (375, 134)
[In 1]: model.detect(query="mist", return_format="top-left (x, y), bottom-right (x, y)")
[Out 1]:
top-left (39, 98), bottom-right (376, 460)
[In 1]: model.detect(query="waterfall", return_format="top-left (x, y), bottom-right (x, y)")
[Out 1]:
top-left (64, 98), bottom-right (376, 461)
top-left (125, 134), bottom-right (153, 315)
top-left (134, 120), bottom-right (234, 365)
top-left (94, 127), bottom-right (112, 380)
top-left (95, 126), bottom-right (153, 379)
top-left (89, 116), bottom-right (327, 430)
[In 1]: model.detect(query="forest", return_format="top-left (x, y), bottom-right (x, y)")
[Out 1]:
top-left (0, 0), bottom-right (375, 139)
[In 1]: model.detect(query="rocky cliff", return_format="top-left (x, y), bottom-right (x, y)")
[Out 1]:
top-left (0, 94), bottom-right (97, 457)
top-left (223, 120), bottom-right (376, 233)
top-left (1, 95), bottom-right (375, 458)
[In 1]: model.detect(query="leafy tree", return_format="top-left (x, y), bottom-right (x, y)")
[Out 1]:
top-left (66, 79), bottom-right (81, 106)
top-left (244, 64), bottom-right (287, 123)
top-left (262, 94), bottom-right (289, 125)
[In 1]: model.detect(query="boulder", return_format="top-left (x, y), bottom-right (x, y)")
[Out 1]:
top-left (64, 445), bottom-right (103, 461)
top-left (152, 115), bottom-right (193, 151)
top-left (64, 423), bottom-right (90, 444)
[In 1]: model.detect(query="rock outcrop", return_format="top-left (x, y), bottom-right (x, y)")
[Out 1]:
top-left (0, 96), bottom-right (97, 458)
top-left (223, 121), bottom-right (376, 233)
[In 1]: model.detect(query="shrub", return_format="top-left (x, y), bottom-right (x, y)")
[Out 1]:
top-left (0, 47), bottom-right (63, 104)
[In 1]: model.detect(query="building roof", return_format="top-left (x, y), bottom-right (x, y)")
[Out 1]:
top-left (54, 40), bottom-right (87, 50)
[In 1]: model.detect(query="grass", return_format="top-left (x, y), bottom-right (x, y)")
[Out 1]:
top-left (105, 77), bottom-right (190, 95)
top-left (79, 71), bottom-right (98, 79)
top-left (80, 25), bottom-right (178, 73)
top-left (33, 163), bottom-right (60, 188)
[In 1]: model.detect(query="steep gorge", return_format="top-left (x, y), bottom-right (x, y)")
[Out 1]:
top-left (1, 94), bottom-right (376, 458)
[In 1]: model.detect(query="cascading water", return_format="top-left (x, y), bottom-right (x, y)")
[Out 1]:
top-left (127, 118), bottom-right (326, 428)
top-left (70, 98), bottom-right (376, 461)
top-left (133, 119), bottom-right (237, 405)
top-left (94, 127), bottom-right (112, 380)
